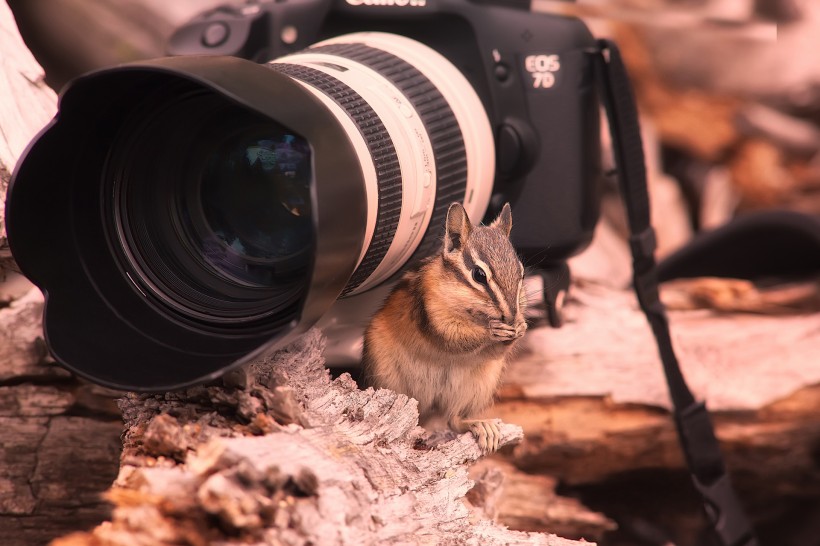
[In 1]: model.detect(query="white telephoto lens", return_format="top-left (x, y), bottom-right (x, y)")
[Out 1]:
top-left (271, 32), bottom-right (495, 295)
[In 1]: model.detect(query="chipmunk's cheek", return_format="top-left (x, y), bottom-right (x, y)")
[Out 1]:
top-left (465, 307), bottom-right (486, 323)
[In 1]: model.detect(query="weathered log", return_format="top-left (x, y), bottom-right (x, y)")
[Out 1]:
top-left (513, 278), bottom-right (820, 412)
top-left (51, 329), bottom-right (589, 546)
top-left (468, 458), bottom-right (616, 541)
top-left (0, 287), bottom-right (123, 546)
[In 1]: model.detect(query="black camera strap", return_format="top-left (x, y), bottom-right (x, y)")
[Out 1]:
top-left (594, 39), bottom-right (758, 546)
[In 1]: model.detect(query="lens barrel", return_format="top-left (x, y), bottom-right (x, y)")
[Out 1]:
top-left (5, 33), bottom-right (493, 390)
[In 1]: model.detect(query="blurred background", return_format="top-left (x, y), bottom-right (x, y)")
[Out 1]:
top-left (3, 0), bottom-right (820, 545)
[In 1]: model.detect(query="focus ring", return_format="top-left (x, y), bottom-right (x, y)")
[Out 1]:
top-left (270, 63), bottom-right (403, 295)
top-left (309, 43), bottom-right (468, 271)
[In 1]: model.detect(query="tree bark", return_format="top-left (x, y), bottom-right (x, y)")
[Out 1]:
top-left (51, 330), bottom-right (590, 546)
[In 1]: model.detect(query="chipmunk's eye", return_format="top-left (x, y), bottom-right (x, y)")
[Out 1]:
top-left (472, 266), bottom-right (488, 286)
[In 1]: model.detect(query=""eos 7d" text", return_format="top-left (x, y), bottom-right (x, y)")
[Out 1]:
top-left (524, 54), bottom-right (561, 89)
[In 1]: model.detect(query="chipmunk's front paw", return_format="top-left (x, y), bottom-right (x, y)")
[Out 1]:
top-left (490, 319), bottom-right (527, 343)
top-left (464, 418), bottom-right (501, 453)
top-left (449, 416), bottom-right (501, 453)
top-left (490, 319), bottom-right (517, 341)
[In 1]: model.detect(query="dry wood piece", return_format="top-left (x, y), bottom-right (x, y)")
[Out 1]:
top-left (468, 458), bottom-right (616, 541)
top-left (56, 330), bottom-right (593, 546)
top-left (510, 281), bottom-right (820, 411)
top-left (661, 276), bottom-right (820, 314)
top-left (493, 383), bottom-right (820, 544)
top-left (0, 288), bottom-right (53, 381)
top-left (0, 286), bottom-right (123, 546)
top-left (730, 139), bottom-right (796, 209)
top-left (0, 1), bottom-right (57, 276)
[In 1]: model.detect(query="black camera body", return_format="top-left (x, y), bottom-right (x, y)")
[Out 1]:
top-left (6, 0), bottom-right (603, 389)
top-left (170, 0), bottom-right (602, 267)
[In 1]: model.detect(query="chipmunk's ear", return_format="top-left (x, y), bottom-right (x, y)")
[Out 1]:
top-left (490, 203), bottom-right (513, 236)
top-left (444, 202), bottom-right (472, 253)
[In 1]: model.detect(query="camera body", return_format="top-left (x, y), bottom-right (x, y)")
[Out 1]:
top-left (169, 0), bottom-right (602, 268)
top-left (6, 0), bottom-right (604, 388)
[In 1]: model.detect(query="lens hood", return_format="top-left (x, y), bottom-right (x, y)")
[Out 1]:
top-left (6, 56), bottom-right (367, 390)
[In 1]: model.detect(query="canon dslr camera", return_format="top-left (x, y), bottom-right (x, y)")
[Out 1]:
top-left (6, 0), bottom-right (602, 389)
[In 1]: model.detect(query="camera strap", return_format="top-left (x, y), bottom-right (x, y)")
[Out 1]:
top-left (594, 39), bottom-right (758, 546)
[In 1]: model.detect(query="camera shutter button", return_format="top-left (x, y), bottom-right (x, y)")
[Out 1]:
top-left (497, 124), bottom-right (522, 174)
top-left (202, 23), bottom-right (230, 48)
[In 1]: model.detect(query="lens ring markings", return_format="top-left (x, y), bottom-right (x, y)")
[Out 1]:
top-left (270, 63), bottom-right (404, 296)
top-left (308, 42), bottom-right (468, 276)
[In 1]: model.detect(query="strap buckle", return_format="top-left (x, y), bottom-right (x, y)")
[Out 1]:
top-left (678, 402), bottom-right (758, 546)
top-left (693, 473), bottom-right (759, 546)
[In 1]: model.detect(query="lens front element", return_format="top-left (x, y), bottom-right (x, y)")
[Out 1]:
top-left (109, 87), bottom-right (313, 325)
top-left (200, 131), bottom-right (312, 287)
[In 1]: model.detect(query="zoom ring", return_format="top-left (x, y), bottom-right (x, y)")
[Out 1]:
top-left (270, 63), bottom-right (403, 296)
top-left (309, 43), bottom-right (468, 274)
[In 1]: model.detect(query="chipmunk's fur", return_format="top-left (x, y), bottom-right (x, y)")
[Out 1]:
top-left (361, 202), bottom-right (526, 452)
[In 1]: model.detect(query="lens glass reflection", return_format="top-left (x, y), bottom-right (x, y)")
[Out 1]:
top-left (197, 131), bottom-right (312, 288)
top-left (109, 86), bottom-right (315, 324)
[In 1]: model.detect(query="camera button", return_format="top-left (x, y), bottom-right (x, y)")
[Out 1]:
top-left (494, 63), bottom-right (510, 82)
top-left (497, 124), bottom-right (522, 173)
top-left (202, 23), bottom-right (230, 48)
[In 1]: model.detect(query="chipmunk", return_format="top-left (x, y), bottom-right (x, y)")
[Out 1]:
top-left (361, 202), bottom-right (527, 452)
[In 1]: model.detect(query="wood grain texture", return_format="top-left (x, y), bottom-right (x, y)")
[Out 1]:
top-left (0, 287), bottom-right (123, 546)
top-left (56, 330), bottom-right (591, 546)
top-left (468, 458), bottom-right (616, 541)
top-left (514, 279), bottom-right (820, 412)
